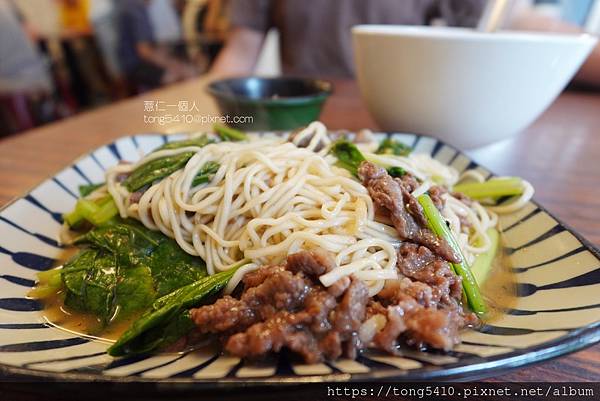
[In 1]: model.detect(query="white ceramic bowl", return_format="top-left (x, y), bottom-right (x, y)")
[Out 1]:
top-left (352, 25), bottom-right (597, 149)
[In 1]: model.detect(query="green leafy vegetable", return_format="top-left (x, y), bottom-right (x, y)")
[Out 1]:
top-left (214, 123), bottom-right (247, 142)
top-left (80, 253), bottom-right (118, 321)
top-left (376, 138), bottom-right (412, 156)
top-left (453, 178), bottom-right (523, 200)
top-left (330, 140), bottom-right (366, 176)
top-left (417, 193), bottom-right (486, 314)
top-left (79, 183), bottom-right (104, 197)
top-left (123, 152), bottom-right (194, 192)
top-left (156, 135), bottom-right (212, 151)
top-left (77, 219), bottom-right (206, 297)
top-left (122, 134), bottom-right (215, 191)
top-left (108, 263), bottom-right (244, 356)
top-left (191, 161), bottom-right (220, 187)
top-left (470, 228), bottom-right (499, 285)
top-left (387, 166), bottom-right (406, 177)
top-left (331, 140), bottom-right (408, 178)
top-left (61, 219), bottom-right (206, 325)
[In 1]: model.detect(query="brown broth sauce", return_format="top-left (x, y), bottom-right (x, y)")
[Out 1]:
top-left (479, 236), bottom-right (518, 323)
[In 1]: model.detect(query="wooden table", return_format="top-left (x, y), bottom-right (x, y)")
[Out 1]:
top-left (0, 77), bottom-right (599, 383)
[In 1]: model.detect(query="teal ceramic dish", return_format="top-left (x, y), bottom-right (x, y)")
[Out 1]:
top-left (207, 77), bottom-right (332, 131)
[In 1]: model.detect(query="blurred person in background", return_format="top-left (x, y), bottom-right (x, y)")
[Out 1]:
top-left (116, 0), bottom-right (198, 91)
top-left (57, 0), bottom-right (111, 106)
top-left (0, 0), bottom-right (54, 135)
top-left (90, 0), bottom-right (125, 96)
top-left (210, 0), bottom-right (600, 87)
top-left (182, 0), bottom-right (229, 70)
top-left (149, 0), bottom-right (182, 43)
top-left (210, 0), bottom-right (486, 78)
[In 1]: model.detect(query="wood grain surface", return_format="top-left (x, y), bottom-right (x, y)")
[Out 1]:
top-left (0, 77), bottom-right (598, 383)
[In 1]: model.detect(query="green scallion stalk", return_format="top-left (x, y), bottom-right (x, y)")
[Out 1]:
top-left (453, 178), bottom-right (523, 199)
top-left (214, 123), bottom-right (247, 142)
top-left (28, 268), bottom-right (63, 299)
top-left (63, 196), bottom-right (118, 228)
top-left (417, 193), bottom-right (486, 314)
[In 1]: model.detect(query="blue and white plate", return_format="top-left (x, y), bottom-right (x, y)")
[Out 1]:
top-left (1, 133), bottom-right (599, 383)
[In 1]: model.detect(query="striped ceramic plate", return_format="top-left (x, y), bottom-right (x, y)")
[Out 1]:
top-left (1, 132), bottom-right (599, 384)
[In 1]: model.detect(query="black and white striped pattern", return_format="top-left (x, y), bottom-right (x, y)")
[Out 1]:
top-left (0, 132), bottom-right (599, 383)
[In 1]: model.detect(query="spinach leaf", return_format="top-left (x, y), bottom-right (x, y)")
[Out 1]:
top-left (62, 249), bottom-right (99, 312)
top-left (156, 135), bottom-right (212, 151)
top-left (81, 253), bottom-right (117, 321)
top-left (123, 152), bottom-right (194, 192)
top-left (376, 138), bottom-right (412, 156)
top-left (62, 249), bottom-right (99, 296)
top-left (114, 264), bottom-right (155, 319)
top-left (78, 220), bottom-right (161, 268)
top-left (108, 266), bottom-right (240, 356)
top-left (123, 134), bottom-right (215, 192)
top-left (111, 309), bottom-right (195, 356)
top-left (64, 219), bottom-right (206, 325)
top-left (77, 219), bottom-right (206, 296)
top-left (62, 249), bottom-right (119, 323)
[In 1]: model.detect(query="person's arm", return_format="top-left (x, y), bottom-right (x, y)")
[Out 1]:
top-left (509, 10), bottom-right (600, 87)
top-left (136, 42), bottom-right (174, 69)
top-left (209, 26), bottom-right (265, 77)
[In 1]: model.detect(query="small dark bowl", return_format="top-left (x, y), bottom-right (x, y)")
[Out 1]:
top-left (207, 77), bottom-right (333, 131)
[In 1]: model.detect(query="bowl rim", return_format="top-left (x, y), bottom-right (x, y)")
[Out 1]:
top-left (352, 25), bottom-right (598, 46)
top-left (206, 76), bottom-right (333, 105)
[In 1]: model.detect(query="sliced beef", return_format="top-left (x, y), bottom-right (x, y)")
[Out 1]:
top-left (189, 295), bottom-right (256, 333)
top-left (191, 242), bottom-right (476, 362)
top-left (191, 268), bottom-right (310, 333)
top-left (397, 243), bottom-right (463, 305)
top-left (404, 308), bottom-right (461, 350)
top-left (374, 299), bottom-right (462, 352)
top-left (372, 242), bottom-right (477, 352)
top-left (242, 264), bottom-right (286, 288)
top-left (190, 250), bottom-right (370, 363)
top-left (358, 161), bottom-right (459, 263)
top-left (395, 174), bottom-right (419, 193)
top-left (287, 248), bottom-right (336, 276)
top-left (428, 185), bottom-right (447, 210)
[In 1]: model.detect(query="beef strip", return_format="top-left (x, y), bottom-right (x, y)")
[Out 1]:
top-left (190, 250), bottom-right (370, 363)
top-left (373, 242), bottom-right (477, 352)
top-left (190, 242), bottom-right (477, 361)
top-left (358, 161), bottom-right (459, 263)
top-left (428, 185), bottom-right (447, 211)
top-left (395, 174), bottom-right (419, 193)
top-left (287, 248), bottom-right (336, 276)
top-left (397, 243), bottom-right (463, 305)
